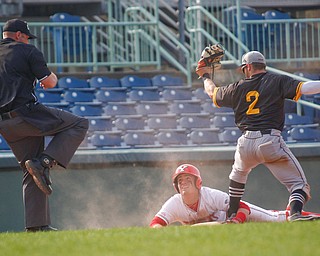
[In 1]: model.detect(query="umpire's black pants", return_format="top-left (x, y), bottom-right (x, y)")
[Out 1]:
top-left (0, 105), bottom-right (88, 229)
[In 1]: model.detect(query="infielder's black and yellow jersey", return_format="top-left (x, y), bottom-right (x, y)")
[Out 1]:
top-left (212, 72), bottom-right (303, 132)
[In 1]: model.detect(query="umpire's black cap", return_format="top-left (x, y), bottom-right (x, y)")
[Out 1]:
top-left (3, 19), bottom-right (37, 39)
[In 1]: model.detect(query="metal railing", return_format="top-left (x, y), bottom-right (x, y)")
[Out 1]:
top-left (185, 4), bottom-right (320, 69)
top-left (0, 21), bottom-right (162, 74)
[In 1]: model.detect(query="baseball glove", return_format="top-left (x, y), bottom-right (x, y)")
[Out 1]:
top-left (195, 43), bottom-right (225, 79)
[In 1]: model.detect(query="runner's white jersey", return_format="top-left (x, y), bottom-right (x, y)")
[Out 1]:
top-left (155, 187), bottom-right (229, 225)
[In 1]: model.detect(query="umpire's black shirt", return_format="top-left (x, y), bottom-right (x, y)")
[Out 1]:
top-left (0, 38), bottom-right (51, 112)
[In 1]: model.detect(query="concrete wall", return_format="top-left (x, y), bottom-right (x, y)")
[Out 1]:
top-left (1, 153), bottom-right (320, 232)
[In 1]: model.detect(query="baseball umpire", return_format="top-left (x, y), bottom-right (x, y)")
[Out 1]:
top-left (0, 19), bottom-right (89, 231)
top-left (196, 46), bottom-right (320, 221)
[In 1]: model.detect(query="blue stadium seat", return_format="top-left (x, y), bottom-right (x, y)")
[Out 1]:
top-left (0, 135), bottom-right (10, 150)
top-left (70, 102), bottom-right (103, 116)
top-left (89, 76), bottom-right (121, 88)
top-left (178, 113), bottom-right (211, 129)
top-left (284, 113), bottom-right (314, 127)
top-left (120, 75), bottom-right (153, 88)
top-left (114, 115), bottom-right (146, 131)
top-left (169, 100), bottom-right (202, 115)
top-left (223, 6), bottom-right (265, 50)
top-left (87, 116), bottom-right (113, 132)
top-left (35, 89), bottom-right (63, 103)
top-left (136, 101), bottom-right (168, 116)
top-left (263, 10), bottom-right (292, 52)
top-left (189, 128), bottom-right (221, 146)
top-left (63, 88), bottom-right (95, 103)
top-left (58, 77), bottom-right (89, 89)
top-left (151, 74), bottom-right (184, 87)
top-left (220, 128), bottom-right (242, 144)
top-left (161, 87), bottom-right (193, 101)
top-left (289, 127), bottom-right (320, 142)
top-left (128, 88), bottom-right (160, 101)
top-left (202, 101), bottom-right (233, 115)
top-left (193, 88), bottom-right (211, 101)
top-left (50, 13), bottom-right (92, 73)
top-left (293, 72), bottom-right (320, 80)
top-left (90, 131), bottom-right (123, 148)
top-left (123, 130), bottom-right (157, 147)
top-left (157, 129), bottom-right (189, 146)
top-left (212, 114), bottom-right (236, 129)
top-left (95, 88), bottom-right (128, 103)
top-left (147, 114), bottom-right (177, 130)
top-left (104, 102), bottom-right (137, 116)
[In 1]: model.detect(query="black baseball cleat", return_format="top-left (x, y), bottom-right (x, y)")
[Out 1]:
top-left (25, 159), bottom-right (52, 195)
top-left (288, 212), bottom-right (320, 222)
top-left (26, 225), bottom-right (58, 232)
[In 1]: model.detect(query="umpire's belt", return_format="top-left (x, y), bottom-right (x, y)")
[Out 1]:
top-left (243, 129), bottom-right (281, 138)
top-left (0, 110), bottom-right (18, 121)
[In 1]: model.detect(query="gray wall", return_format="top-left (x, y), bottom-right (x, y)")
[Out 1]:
top-left (1, 156), bottom-right (320, 232)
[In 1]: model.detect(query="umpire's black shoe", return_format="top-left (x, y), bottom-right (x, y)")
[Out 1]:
top-left (288, 212), bottom-right (320, 222)
top-left (26, 225), bottom-right (58, 232)
top-left (25, 159), bottom-right (52, 195)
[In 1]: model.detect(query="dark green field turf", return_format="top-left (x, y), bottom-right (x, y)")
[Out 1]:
top-left (1, 222), bottom-right (320, 256)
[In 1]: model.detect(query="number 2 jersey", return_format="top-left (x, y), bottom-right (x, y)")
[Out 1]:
top-left (212, 72), bottom-right (303, 132)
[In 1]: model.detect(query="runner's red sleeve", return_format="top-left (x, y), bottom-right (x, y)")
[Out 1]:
top-left (149, 216), bottom-right (167, 227)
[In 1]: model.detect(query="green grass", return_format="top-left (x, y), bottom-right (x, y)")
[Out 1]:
top-left (1, 222), bottom-right (320, 256)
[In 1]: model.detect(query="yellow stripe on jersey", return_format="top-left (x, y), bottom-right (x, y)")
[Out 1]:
top-left (293, 82), bottom-right (303, 101)
top-left (212, 87), bottom-right (220, 107)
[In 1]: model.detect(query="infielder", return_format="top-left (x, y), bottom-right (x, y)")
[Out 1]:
top-left (150, 164), bottom-right (320, 227)
top-left (195, 46), bottom-right (320, 221)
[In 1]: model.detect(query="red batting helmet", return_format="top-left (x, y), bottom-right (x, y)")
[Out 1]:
top-left (172, 164), bottom-right (202, 193)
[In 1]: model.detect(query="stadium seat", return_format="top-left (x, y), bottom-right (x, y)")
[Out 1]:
top-left (128, 88), bottom-right (160, 102)
top-left (289, 127), bottom-right (320, 142)
top-left (123, 130), bottom-right (157, 147)
top-left (103, 102), bottom-right (137, 116)
top-left (202, 101), bottom-right (233, 115)
top-left (157, 129), bottom-right (189, 146)
top-left (169, 100), bottom-right (202, 115)
top-left (35, 89), bottom-right (63, 103)
top-left (0, 135), bottom-right (10, 150)
top-left (70, 102), bottom-right (103, 116)
top-left (212, 114), bottom-right (236, 129)
top-left (178, 113), bottom-right (211, 129)
top-left (63, 88), bottom-right (95, 103)
top-left (58, 77), bottom-right (89, 89)
top-left (147, 114), bottom-right (178, 130)
top-left (87, 116), bottom-right (113, 132)
top-left (223, 6), bottom-right (265, 50)
top-left (95, 88), bottom-right (128, 103)
top-left (161, 87), bottom-right (193, 101)
top-left (114, 115), bottom-right (146, 131)
top-left (89, 76), bottom-right (121, 88)
top-left (120, 75), bottom-right (153, 88)
top-left (220, 128), bottom-right (242, 144)
top-left (50, 13), bottom-right (92, 73)
top-left (136, 101), bottom-right (168, 116)
top-left (284, 113), bottom-right (314, 127)
top-left (151, 74), bottom-right (184, 87)
top-left (90, 131), bottom-right (123, 148)
top-left (193, 88), bottom-right (211, 100)
top-left (293, 72), bottom-right (319, 80)
top-left (189, 128), bottom-right (221, 146)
